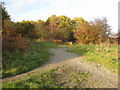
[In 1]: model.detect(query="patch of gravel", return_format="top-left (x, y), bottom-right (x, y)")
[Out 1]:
top-left (47, 48), bottom-right (118, 88)
top-left (1, 48), bottom-right (118, 88)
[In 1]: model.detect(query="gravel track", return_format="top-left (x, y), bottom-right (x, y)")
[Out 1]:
top-left (1, 48), bottom-right (118, 88)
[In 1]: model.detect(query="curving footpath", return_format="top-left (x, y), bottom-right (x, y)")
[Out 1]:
top-left (1, 48), bottom-right (118, 88)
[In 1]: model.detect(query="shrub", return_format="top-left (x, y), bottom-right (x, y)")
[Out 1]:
top-left (74, 23), bottom-right (98, 44)
top-left (2, 31), bottom-right (29, 52)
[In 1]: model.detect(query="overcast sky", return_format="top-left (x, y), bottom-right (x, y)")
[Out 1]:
top-left (3, 0), bottom-right (119, 33)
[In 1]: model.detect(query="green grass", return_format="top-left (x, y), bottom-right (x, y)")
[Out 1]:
top-left (67, 43), bottom-right (118, 73)
top-left (2, 41), bottom-right (58, 78)
top-left (2, 65), bottom-right (91, 88)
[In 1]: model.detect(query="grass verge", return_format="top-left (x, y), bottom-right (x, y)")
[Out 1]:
top-left (67, 44), bottom-right (118, 73)
top-left (2, 41), bottom-right (57, 78)
top-left (2, 65), bottom-right (91, 88)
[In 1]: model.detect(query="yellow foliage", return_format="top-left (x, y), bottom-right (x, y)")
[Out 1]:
top-left (63, 42), bottom-right (73, 46)
top-left (54, 40), bottom-right (62, 44)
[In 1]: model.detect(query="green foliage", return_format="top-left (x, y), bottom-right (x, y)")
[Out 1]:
top-left (68, 44), bottom-right (118, 73)
top-left (3, 65), bottom-right (91, 88)
top-left (57, 15), bottom-right (74, 41)
top-left (33, 20), bottom-right (48, 39)
top-left (2, 20), bottom-right (15, 32)
top-left (44, 15), bottom-right (75, 41)
top-left (73, 17), bottom-right (88, 29)
top-left (2, 41), bottom-right (57, 78)
top-left (19, 21), bottom-right (35, 38)
top-left (0, 2), bottom-right (10, 21)
top-left (0, 2), bottom-right (10, 31)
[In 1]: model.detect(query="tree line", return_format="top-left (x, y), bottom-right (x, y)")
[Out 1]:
top-left (1, 2), bottom-right (118, 52)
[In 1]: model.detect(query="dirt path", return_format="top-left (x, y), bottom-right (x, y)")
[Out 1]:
top-left (1, 48), bottom-right (118, 88)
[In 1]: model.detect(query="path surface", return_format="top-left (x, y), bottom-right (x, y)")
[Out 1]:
top-left (1, 48), bottom-right (118, 88)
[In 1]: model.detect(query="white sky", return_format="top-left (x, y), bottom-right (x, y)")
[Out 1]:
top-left (3, 0), bottom-right (119, 33)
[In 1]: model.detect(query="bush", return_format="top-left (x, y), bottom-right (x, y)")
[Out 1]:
top-left (74, 23), bottom-right (98, 44)
top-left (2, 31), bottom-right (29, 52)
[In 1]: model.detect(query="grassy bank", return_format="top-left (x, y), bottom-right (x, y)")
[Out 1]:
top-left (2, 41), bottom-right (57, 78)
top-left (67, 44), bottom-right (118, 73)
top-left (2, 65), bottom-right (91, 88)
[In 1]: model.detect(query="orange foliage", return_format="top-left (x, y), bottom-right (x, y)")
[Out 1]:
top-left (2, 31), bottom-right (29, 52)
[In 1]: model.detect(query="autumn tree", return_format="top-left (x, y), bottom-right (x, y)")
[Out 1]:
top-left (57, 15), bottom-right (74, 41)
top-left (90, 17), bottom-right (111, 44)
top-left (18, 20), bottom-right (35, 38)
top-left (1, 3), bottom-right (30, 52)
top-left (45, 15), bottom-right (63, 40)
top-left (73, 17), bottom-right (92, 44)
top-left (32, 20), bottom-right (48, 39)
top-left (74, 17), bottom-right (111, 44)
top-left (46, 15), bottom-right (58, 29)
top-left (73, 17), bottom-right (88, 30)
top-left (74, 22), bottom-right (99, 44)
